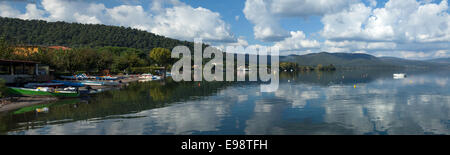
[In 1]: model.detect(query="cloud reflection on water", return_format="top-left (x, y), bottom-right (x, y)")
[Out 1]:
top-left (9, 71), bottom-right (450, 135)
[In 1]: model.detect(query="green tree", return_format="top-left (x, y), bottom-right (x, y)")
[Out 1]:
top-left (97, 49), bottom-right (114, 71)
top-left (0, 17), bottom-right (199, 51)
top-left (149, 47), bottom-right (172, 68)
top-left (114, 50), bottom-right (146, 73)
top-left (0, 37), bottom-right (14, 60)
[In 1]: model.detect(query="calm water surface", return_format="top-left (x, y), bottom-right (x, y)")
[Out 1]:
top-left (1, 69), bottom-right (449, 135)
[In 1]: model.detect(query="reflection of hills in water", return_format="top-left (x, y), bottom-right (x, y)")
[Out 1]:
top-left (1, 69), bottom-right (449, 134)
top-left (280, 69), bottom-right (444, 86)
top-left (0, 79), bottom-right (233, 134)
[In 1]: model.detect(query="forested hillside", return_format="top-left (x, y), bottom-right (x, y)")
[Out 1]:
top-left (0, 17), bottom-right (194, 51)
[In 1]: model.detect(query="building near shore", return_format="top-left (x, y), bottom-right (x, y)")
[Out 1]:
top-left (0, 59), bottom-right (50, 84)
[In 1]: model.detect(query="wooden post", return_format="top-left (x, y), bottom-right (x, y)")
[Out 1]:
top-left (10, 63), bottom-right (14, 75)
top-left (22, 63), bottom-right (25, 74)
top-left (35, 64), bottom-right (39, 75)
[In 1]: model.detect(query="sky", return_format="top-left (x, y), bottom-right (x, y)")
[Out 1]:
top-left (0, 0), bottom-right (449, 60)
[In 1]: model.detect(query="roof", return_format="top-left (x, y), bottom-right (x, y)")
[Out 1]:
top-left (0, 59), bottom-right (40, 64)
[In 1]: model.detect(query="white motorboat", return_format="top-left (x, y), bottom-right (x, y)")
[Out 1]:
top-left (393, 73), bottom-right (407, 79)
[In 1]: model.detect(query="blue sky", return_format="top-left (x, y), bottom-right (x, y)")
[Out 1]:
top-left (0, 0), bottom-right (449, 59)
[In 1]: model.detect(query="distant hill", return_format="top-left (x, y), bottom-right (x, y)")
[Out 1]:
top-left (280, 52), bottom-right (445, 69)
top-left (0, 17), bottom-right (196, 51)
top-left (426, 58), bottom-right (450, 64)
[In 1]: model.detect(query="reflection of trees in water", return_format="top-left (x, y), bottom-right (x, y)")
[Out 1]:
top-left (279, 69), bottom-right (438, 86)
top-left (0, 79), bottom-right (233, 134)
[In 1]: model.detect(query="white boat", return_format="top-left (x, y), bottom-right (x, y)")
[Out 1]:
top-left (152, 75), bottom-right (161, 80)
top-left (139, 74), bottom-right (161, 81)
top-left (139, 73), bottom-right (153, 79)
top-left (393, 73), bottom-right (407, 79)
top-left (81, 81), bottom-right (104, 86)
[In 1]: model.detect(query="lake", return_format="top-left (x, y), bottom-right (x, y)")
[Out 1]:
top-left (1, 69), bottom-right (449, 135)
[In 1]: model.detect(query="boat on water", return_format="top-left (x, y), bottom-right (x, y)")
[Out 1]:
top-left (393, 73), bottom-right (407, 79)
top-left (52, 80), bottom-right (85, 87)
top-left (7, 87), bottom-right (80, 97)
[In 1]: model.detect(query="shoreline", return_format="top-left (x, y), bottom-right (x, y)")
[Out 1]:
top-left (0, 96), bottom-right (58, 113)
top-left (0, 76), bottom-right (141, 113)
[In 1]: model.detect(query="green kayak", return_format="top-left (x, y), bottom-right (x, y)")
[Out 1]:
top-left (7, 87), bottom-right (80, 97)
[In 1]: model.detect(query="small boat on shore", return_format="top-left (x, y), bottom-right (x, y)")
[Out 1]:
top-left (81, 80), bottom-right (119, 86)
top-left (139, 73), bottom-right (153, 79)
top-left (393, 73), bottom-right (407, 79)
top-left (81, 80), bottom-right (104, 86)
top-left (96, 76), bottom-right (118, 80)
top-left (139, 73), bottom-right (161, 81)
top-left (52, 80), bottom-right (85, 87)
top-left (24, 82), bottom-right (64, 88)
top-left (7, 87), bottom-right (80, 97)
top-left (60, 73), bottom-right (97, 80)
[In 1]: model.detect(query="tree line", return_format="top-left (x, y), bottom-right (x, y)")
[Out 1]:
top-left (280, 62), bottom-right (336, 72)
top-left (0, 17), bottom-right (197, 51)
top-left (0, 37), bottom-right (173, 75)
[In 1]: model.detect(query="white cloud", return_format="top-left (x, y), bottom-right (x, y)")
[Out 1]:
top-left (150, 5), bottom-right (234, 42)
top-left (18, 4), bottom-right (45, 20)
top-left (434, 50), bottom-right (449, 57)
top-left (230, 37), bottom-right (249, 47)
top-left (106, 5), bottom-right (151, 29)
top-left (243, 0), bottom-right (358, 42)
top-left (0, 2), bottom-right (23, 18)
top-left (270, 0), bottom-right (357, 17)
top-left (317, 0), bottom-right (450, 59)
top-left (0, 0), bottom-right (236, 43)
top-left (321, 3), bottom-right (372, 41)
top-left (273, 31), bottom-right (320, 51)
top-left (321, 0), bottom-right (450, 43)
top-left (243, 0), bottom-right (289, 42)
